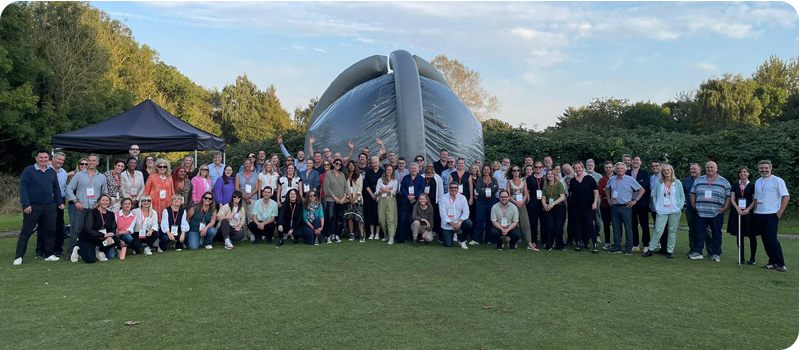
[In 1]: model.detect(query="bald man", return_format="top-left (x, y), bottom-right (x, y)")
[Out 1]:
top-left (688, 161), bottom-right (731, 262)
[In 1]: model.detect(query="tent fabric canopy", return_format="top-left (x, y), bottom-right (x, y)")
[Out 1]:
top-left (51, 99), bottom-right (225, 153)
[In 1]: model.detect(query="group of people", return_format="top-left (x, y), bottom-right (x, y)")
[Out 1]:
top-left (15, 140), bottom-right (790, 272)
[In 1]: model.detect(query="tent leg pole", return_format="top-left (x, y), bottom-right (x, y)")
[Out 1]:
top-left (195, 150), bottom-right (198, 170)
top-left (223, 151), bottom-right (226, 166)
top-left (106, 155), bottom-right (110, 172)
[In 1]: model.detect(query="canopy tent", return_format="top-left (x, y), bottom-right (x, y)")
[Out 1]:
top-left (51, 99), bottom-right (225, 153)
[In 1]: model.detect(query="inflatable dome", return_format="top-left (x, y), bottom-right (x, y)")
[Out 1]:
top-left (305, 50), bottom-right (484, 164)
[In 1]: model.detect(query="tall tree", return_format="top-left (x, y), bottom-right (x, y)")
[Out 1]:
top-left (430, 54), bottom-right (500, 121)
top-left (620, 101), bottom-right (673, 130)
top-left (220, 75), bottom-right (290, 143)
top-left (292, 97), bottom-right (317, 132)
top-left (695, 74), bottom-right (762, 132)
top-left (556, 97), bottom-right (628, 130)
top-left (661, 90), bottom-right (697, 132)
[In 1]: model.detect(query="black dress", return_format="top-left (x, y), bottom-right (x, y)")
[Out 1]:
top-left (727, 182), bottom-right (757, 237)
top-left (362, 167), bottom-right (383, 226)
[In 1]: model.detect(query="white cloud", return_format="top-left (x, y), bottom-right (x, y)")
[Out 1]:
top-left (695, 62), bottom-right (718, 71)
top-left (314, 48), bottom-right (328, 53)
top-left (356, 37), bottom-right (376, 44)
top-left (290, 45), bottom-right (306, 51)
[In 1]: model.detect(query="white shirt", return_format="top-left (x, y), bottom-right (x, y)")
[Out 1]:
top-left (279, 176), bottom-right (301, 202)
top-left (134, 208), bottom-right (159, 232)
top-left (160, 208), bottom-right (190, 234)
top-left (493, 169), bottom-right (507, 198)
top-left (375, 179), bottom-right (398, 199)
top-left (755, 175), bottom-right (789, 214)
top-left (439, 193), bottom-right (470, 230)
top-left (258, 172), bottom-right (279, 192)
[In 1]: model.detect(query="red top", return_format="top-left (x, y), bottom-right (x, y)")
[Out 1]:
top-left (597, 176), bottom-right (611, 208)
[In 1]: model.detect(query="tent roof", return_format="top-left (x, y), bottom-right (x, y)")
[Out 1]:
top-left (51, 99), bottom-right (225, 153)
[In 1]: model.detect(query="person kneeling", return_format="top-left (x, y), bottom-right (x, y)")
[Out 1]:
top-left (439, 183), bottom-right (472, 249)
top-left (159, 195), bottom-right (189, 252)
top-left (71, 194), bottom-right (120, 263)
top-left (186, 191), bottom-right (218, 250)
top-left (248, 186), bottom-right (277, 244)
top-left (491, 190), bottom-right (521, 251)
top-left (216, 191), bottom-right (245, 249)
top-left (410, 194), bottom-right (434, 246)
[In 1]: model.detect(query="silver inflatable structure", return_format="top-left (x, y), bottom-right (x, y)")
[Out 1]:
top-left (305, 50), bottom-right (484, 164)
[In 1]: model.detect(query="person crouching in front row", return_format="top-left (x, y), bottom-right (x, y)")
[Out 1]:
top-left (70, 194), bottom-right (120, 263)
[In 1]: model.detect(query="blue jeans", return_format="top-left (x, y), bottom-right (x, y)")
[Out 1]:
top-left (474, 198), bottom-right (498, 243)
top-left (693, 213), bottom-right (724, 256)
top-left (610, 205), bottom-right (633, 252)
top-left (105, 234), bottom-right (133, 259)
top-left (441, 219), bottom-right (473, 247)
top-left (186, 228), bottom-right (218, 250)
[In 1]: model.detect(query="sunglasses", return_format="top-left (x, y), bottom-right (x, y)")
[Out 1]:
top-left (141, 199), bottom-right (152, 202)
top-left (201, 168), bottom-right (209, 171)
top-left (203, 197), bottom-right (213, 200)
top-left (415, 159), bottom-right (423, 162)
top-left (232, 196), bottom-right (241, 199)
top-left (534, 166), bottom-right (542, 168)
top-left (79, 163), bottom-right (88, 166)
top-left (309, 193), bottom-right (316, 197)
top-left (158, 166), bottom-right (167, 169)
top-left (449, 187), bottom-right (459, 190)
top-left (334, 163), bottom-right (342, 166)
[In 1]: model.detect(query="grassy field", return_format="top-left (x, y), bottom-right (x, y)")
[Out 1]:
top-left (0, 228), bottom-right (797, 349)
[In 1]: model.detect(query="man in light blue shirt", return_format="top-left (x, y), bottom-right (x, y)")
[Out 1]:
top-left (605, 162), bottom-right (644, 254)
top-left (249, 186), bottom-right (278, 244)
top-left (278, 135), bottom-right (307, 172)
top-left (207, 151), bottom-right (226, 186)
top-left (65, 154), bottom-right (107, 258)
top-left (441, 156), bottom-right (456, 189)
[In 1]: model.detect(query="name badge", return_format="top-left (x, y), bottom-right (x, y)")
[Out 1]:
top-left (458, 184), bottom-right (463, 194)
top-left (612, 190), bottom-right (618, 200)
top-left (304, 184), bottom-right (310, 193)
top-left (738, 199), bottom-right (746, 209)
top-left (199, 223), bottom-right (206, 231)
top-left (350, 186), bottom-right (355, 194)
top-left (381, 193), bottom-right (387, 198)
top-left (549, 198), bottom-right (554, 205)
top-left (500, 218), bottom-right (509, 228)
top-left (408, 186), bottom-right (415, 195)
top-left (131, 187), bottom-right (138, 196)
top-left (536, 189), bottom-right (542, 199)
top-left (424, 186), bottom-right (430, 195)
top-left (86, 187), bottom-right (95, 198)
top-left (245, 184), bottom-right (252, 194)
top-left (180, 197), bottom-right (185, 205)
top-left (703, 190), bottom-right (712, 199)
top-left (159, 190), bottom-right (167, 199)
top-left (663, 198), bottom-right (671, 207)
top-left (485, 188), bottom-right (491, 198)
top-left (447, 207), bottom-right (455, 218)
top-left (98, 228), bottom-right (106, 235)
top-left (138, 228), bottom-right (146, 239)
top-left (171, 225), bottom-right (178, 234)
top-left (515, 193), bottom-right (523, 202)
top-left (234, 212), bottom-right (239, 220)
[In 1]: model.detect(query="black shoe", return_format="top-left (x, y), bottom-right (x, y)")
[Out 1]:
top-left (253, 237), bottom-right (262, 245)
top-left (266, 239), bottom-right (273, 244)
top-left (277, 239), bottom-right (284, 247)
top-left (609, 249), bottom-right (622, 254)
top-left (666, 253), bottom-right (674, 259)
top-left (747, 260), bottom-right (756, 265)
top-left (293, 237), bottom-right (299, 244)
top-left (412, 240), bottom-right (418, 247)
top-left (657, 249), bottom-right (669, 255)
top-left (642, 251), bottom-right (653, 258)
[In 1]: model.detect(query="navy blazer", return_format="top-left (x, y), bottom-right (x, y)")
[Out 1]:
top-left (299, 168), bottom-right (321, 193)
top-left (626, 168), bottom-right (650, 207)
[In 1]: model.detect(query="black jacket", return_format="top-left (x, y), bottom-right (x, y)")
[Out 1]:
top-left (626, 168), bottom-right (650, 207)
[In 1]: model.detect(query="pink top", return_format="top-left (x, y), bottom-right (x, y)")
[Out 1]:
top-left (191, 177), bottom-right (213, 203)
top-left (116, 210), bottom-right (136, 234)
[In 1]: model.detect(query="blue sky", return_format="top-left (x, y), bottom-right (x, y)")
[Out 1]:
top-left (91, 1), bottom-right (799, 129)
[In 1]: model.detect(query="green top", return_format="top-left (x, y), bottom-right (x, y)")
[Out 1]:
top-left (542, 182), bottom-right (565, 205)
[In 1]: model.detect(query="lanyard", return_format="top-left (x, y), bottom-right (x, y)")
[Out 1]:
top-left (99, 210), bottom-right (106, 228)
top-left (171, 209), bottom-right (180, 226)
top-left (425, 177), bottom-right (432, 186)
top-left (535, 176), bottom-right (542, 189)
top-left (500, 204), bottom-right (508, 219)
top-left (200, 207), bottom-right (209, 224)
top-left (261, 200), bottom-right (269, 214)
top-left (548, 184), bottom-right (555, 199)
top-left (664, 182), bottom-right (672, 195)
top-left (290, 203), bottom-right (297, 219)
top-left (513, 178), bottom-right (522, 188)
top-left (614, 177), bottom-right (624, 190)
top-left (760, 176), bottom-right (771, 193)
top-left (128, 171), bottom-right (136, 187)
top-left (706, 175), bottom-right (716, 188)
top-left (740, 182), bottom-right (747, 198)
top-left (141, 209), bottom-right (150, 225)
top-left (114, 173), bottom-right (120, 188)
top-left (87, 170), bottom-right (95, 186)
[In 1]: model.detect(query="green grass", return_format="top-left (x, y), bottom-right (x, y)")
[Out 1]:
top-left (0, 229), bottom-right (797, 349)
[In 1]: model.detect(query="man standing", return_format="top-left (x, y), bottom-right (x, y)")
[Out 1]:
top-left (683, 163), bottom-right (703, 256)
top-left (688, 161), bottom-right (730, 262)
top-left (277, 135), bottom-right (307, 172)
top-left (586, 159), bottom-right (604, 243)
top-left (621, 154), bottom-right (632, 170)
top-left (66, 154), bottom-right (107, 260)
top-left (15, 150), bottom-right (62, 265)
top-left (129, 144), bottom-right (145, 171)
top-left (491, 190), bottom-right (521, 250)
top-left (394, 158), bottom-right (409, 182)
top-left (525, 161), bottom-right (546, 250)
top-left (207, 152), bottom-right (226, 186)
top-left (626, 155), bottom-right (650, 252)
top-left (753, 160), bottom-right (789, 272)
top-left (493, 158), bottom-right (510, 194)
top-left (543, 156), bottom-right (553, 172)
top-left (312, 152), bottom-right (325, 174)
top-left (524, 156), bottom-right (534, 167)
top-left (36, 152), bottom-right (68, 258)
top-left (434, 149), bottom-right (449, 176)
top-left (606, 162), bottom-right (644, 255)
top-left (386, 152), bottom-right (398, 170)
top-left (441, 156), bottom-right (456, 189)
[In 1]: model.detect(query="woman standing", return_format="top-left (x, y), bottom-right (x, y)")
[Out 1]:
top-left (143, 159), bottom-right (174, 222)
top-left (181, 155), bottom-right (197, 179)
top-left (323, 159), bottom-right (347, 243)
top-left (423, 162), bottom-right (444, 243)
top-left (644, 164), bottom-right (684, 259)
top-left (213, 165), bottom-right (236, 207)
top-left (186, 191), bottom-right (217, 250)
top-left (319, 161), bottom-right (331, 200)
top-left (236, 158), bottom-right (259, 240)
top-left (104, 159), bottom-right (125, 212)
top-left (133, 194), bottom-right (159, 256)
top-left (472, 164), bottom-right (499, 245)
top-left (70, 194), bottom-right (119, 263)
top-left (726, 166), bottom-right (757, 264)
top-left (279, 164), bottom-right (303, 204)
top-left (191, 165), bottom-right (213, 207)
top-left (173, 166), bottom-right (193, 209)
top-left (467, 163), bottom-right (479, 230)
top-left (277, 189), bottom-right (304, 246)
top-left (410, 193), bottom-right (434, 246)
top-left (363, 157), bottom-right (383, 240)
top-left (303, 190), bottom-right (325, 245)
top-left (159, 194), bottom-right (190, 252)
top-left (376, 164), bottom-right (399, 244)
top-left (567, 162), bottom-right (599, 253)
top-left (507, 165), bottom-right (532, 249)
top-left (258, 161), bottom-right (281, 203)
top-left (343, 160), bottom-right (365, 242)
top-left (216, 191), bottom-right (245, 249)
top-left (121, 158), bottom-right (144, 207)
top-left (541, 171), bottom-right (566, 250)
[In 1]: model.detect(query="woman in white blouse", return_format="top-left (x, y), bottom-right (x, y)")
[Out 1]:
top-left (278, 163), bottom-right (303, 205)
top-left (258, 160), bottom-right (281, 203)
top-left (376, 164), bottom-right (399, 244)
top-left (121, 157), bottom-right (145, 207)
top-left (132, 195), bottom-right (159, 255)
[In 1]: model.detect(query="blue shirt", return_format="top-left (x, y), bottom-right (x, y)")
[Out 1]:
top-left (48, 165), bottom-right (68, 198)
top-left (605, 175), bottom-right (642, 205)
top-left (400, 174), bottom-right (425, 208)
top-left (683, 176), bottom-right (697, 210)
top-left (207, 163), bottom-right (226, 186)
top-left (20, 164), bottom-right (61, 208)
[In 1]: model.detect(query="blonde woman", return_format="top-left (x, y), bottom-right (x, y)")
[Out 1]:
top-left (144, 159), bottom-right (174, 222)
top-left (133, 194), bottom-right (159, 256)
top-left (258, 160), bottom-right (280, 203)
top-left (644, 164), bottom-right (684, 259)
top-left (376, 164), bottom-right (399, 244)
top-left (191, 165), bottom-right (213, 206)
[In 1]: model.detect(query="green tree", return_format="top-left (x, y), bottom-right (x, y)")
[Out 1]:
top-left (430, 54), bottom-right (500, 121)
top-left (695, 74), bottom-right (762, 132)
top-left (556, 97), bottom-right (628, 130)
top-left (661, 90), bottom-right (697, 132)
top-left (220, 75), bottom-right (291, 143)
top-left (292, 97), bottom-right (318, 132)
top-left (620, 101), bottom-right (672, 130)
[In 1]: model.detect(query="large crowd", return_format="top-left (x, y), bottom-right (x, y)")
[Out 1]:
top-left (15, 136), bottom-right (790, 272)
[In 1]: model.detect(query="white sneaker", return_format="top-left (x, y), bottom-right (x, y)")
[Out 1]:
top-left (381, 237), bottom-right (388, 242)
top-left (249, 235), bottom-right (255, 242)
top-left (144, 246), bottom-right (153, 255)
top-left (95, 247), bottom-right (108, 262)
top-left (45, 255), bottom-right (60, 262)
top-left (204, 245), bottom-right (213, 250)
top-left (360, 236), bottom-right (365, 243)
top-left (460, 241), bottom-right (469, 250)
top-left (224, 238), bottom-right (234, 250)
top-left (175, 248), bottom-right (182, 252)
top-left (12, 257), bottom-right (22, 266)
top-left (157, 247), bottom-right (164, 253)
top-left (326, 237), bottom-right (332, 244)
top-left (388, 238), bottom-right (394, 245)
top-left (453, 234), bottom-right (457, 242)
top-left (71, 246), bottom-right (80, 262)
top-left (643, 246), bottom-right (650, 253)
top-left (468, 240), bottom-right (479, 245)
top-left (335, 235), bottom-right (341, 243)
top-left (368, 234), bottom-right (375, 240)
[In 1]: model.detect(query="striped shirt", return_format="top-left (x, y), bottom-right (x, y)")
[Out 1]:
top-left (690, 175), bottom-right (731, 218)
